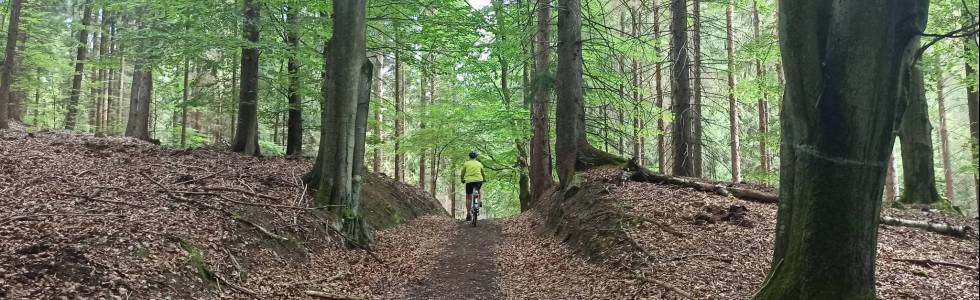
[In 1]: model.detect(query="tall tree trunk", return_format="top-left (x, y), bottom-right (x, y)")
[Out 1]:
top-left (935, 71), bottom-right (955, 204)
top-left (87, 12), bottom-right (102, 132)
top-left (753, 0), bottom-right (770, 183)
top-left (898, 64), bottom-right (940, 205)
top-left (394, 49), bottom-right (405, 182)
top-left (555, 0), bottom-right (584, 186)
top-left (96, 11), bottom-right (109, 133)
top-left (725, 2), bottom-right (742, 183)
top-left (670, 0), bottom-right (694, 176)
top-left (314, 0), bottom-right (371, 247)
top-left (654, 0), bottom-right (666, 173)
top-left (180, 58), bottom-right (190, 146)
top-left (64, 0), bottom-right (93, 130)
top-left (0, 0), bottom-right (23, 129)
top-left (124, 67), bottom-right (152, 141)
top-left (450, 176), bottom-right (457, 218)
top-left (232, 0), bottom-right (261, 155)
top-left (966, 37), bottom-right (980, 210)
top-left (631, 7), bottom-right (643, 166)
top-left (691, 0), bottom-right (703, 177)
top-left (372, 53), bottom-right (384, 173)
top-left (285, 3), bottom-right (303, 156)
top-left (419, 75), bottom-right (428, 191)
top-left (754, 1), bottom-right (927, 298)
top-left (530, 0), bottom-right (554, 199)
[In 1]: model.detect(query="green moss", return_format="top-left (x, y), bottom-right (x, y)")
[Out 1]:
top-left (177, 240), bottom-right (216, 284)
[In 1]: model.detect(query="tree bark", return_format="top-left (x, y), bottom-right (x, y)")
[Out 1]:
top-left (419, 75), bottom-right (428, 191)
top-left (530, 0), bottom-right (555, 200)
top-left (753, 0), bottom-right (770, 183)
top-left (754, 1), bottom-right (928, 298)
top-left (555, 0), bottom-right (584, 187)
top-left (232, 0), bottom-right (261, 155)
top-left (64, 0), bottom-right (93, 130)
top-left (0, 0), bottom-right (23, 129)
top-left (898, 63), bottom-right (940, 205)
top-left (691, 0), bottom-right (703, 177)
top-left (654, 0), bottom-right (666, 174)
top-left (670, 0), bottom-right (695, 176)
top-left (394, 49), bottom-right (405, 182)
top-left (884, 154), bottom-right (899, 204)
top-left (966, 37), bottom-right (979, 210)
top-left (371, 53), bottom-right (384, 173)
top-left (725, 2), bottom-right (742, 183)
top-left (314, 0), bottom-right (371, 247)
top-left (285, 3), bottom-right (303, 156)
top-left (935, 71), bottom-right (955, 204)
top-left (180, 58), bottom-right (190, 146)
top-left (124, 67), bottom-right (152, 141)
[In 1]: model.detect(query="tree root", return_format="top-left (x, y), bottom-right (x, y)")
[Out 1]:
top-left (624, 159), bottom-right (777, 203)
top-left (889, 257), bottom-right (977, 271)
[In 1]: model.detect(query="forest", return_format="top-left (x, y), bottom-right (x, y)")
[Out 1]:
top-left (0, 0), bottom-right (978, 298)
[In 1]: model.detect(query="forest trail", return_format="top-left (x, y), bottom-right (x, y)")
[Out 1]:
top-left (409, 221), bottom-right (503, 299)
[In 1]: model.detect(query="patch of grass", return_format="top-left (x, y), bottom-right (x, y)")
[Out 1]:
top-left (177, 239), bottom-right (216, 284)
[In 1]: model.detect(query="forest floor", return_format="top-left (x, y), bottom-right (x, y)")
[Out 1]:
top-left (2, 126), bottom-right (979, 299)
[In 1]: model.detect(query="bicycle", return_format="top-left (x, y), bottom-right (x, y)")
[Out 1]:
top-left (470, 189), bottom-right (482, 227)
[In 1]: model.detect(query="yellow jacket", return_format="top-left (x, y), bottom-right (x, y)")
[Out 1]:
top-left (460, 160), bottom-right (486, 183)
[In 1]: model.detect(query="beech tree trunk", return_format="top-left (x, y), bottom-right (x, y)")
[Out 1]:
top-left (885, 154), bottom-right (899, 204)
top-left (898, 63), bottom-right (940, 205)
top-left (232, 0), bottom-right (261, 155)
top-left (530, 0), bottom-right (555, 199)
top-left (966, 37), bottom-right (979, 209)
top-left (96, 11), bottom-right (109, 133)
top-left (180, 58), bottom-right (190, 146)
top-left (124, 68), bottom-right (152, 141)
top-left (314, 0), bottom-right (371, 247)
top-left (754, 1), bottom-right (928, 298)
top-left (725, 2), bottom-right (742, 183)
top-left (670, 0), bottom-right (695, 176)
top-left (285, 3), bottom-right (303, 156)
top-left (64, 0), bottom-right (93, 130)
top-left (419, 75), bottom-right (428, 191)
top-left (0, 0), bottom-right (23, 129)
top-left (935, 71), bottom-right (955, 203)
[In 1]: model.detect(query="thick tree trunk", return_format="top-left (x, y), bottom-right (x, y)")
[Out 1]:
top-left (394, 50), bottom-right (405, 182)
top-left (691, 0), bottom-right (703, 177)
top-left (0, 0), bottom-right (23, 129)
top-left (753, 0), bottom-right (770, 182)
top-left (64, 0), bottom-right (93, 130)
top-left (935, 72), bottom-right (955, 204)
top-left (285, 4), bottom-right (303, 156)
top-left (754, 1), bottom-right (928, 298)
top-left (555, 0), bottom-right (585, 187)
top-left (314, 0), bottom-right (371, 247)
top-left (630, 7), bottom-right (643, 166)
top-left (232, 0), bottom-right (261, 155)
top-left (966, 37), bottom-right (979, 210)
top-left (124, 68), bottom-right (152, 141)
top-left (530, 0), bottom-right (555, 200)
top-left (898, 64), bottom-right (940, 205)
top-left (670, 0), bottom-right (695, 176)
top-left (725, 2), bottom-right (742, 183)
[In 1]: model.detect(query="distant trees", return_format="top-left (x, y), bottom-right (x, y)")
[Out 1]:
top-left (284, 2), bottom-right (303, 156)
top-left (64, 0), bottom-right (93, 130)
top-left (898, 64), bottom-right (941, 205)
top-left (754, 1), bottom-right (928, 298)
top-left (0, 0), bottom-right (23, 129)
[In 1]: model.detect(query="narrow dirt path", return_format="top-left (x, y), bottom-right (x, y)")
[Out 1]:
top-left (408, 220), bottom-right (503, 299)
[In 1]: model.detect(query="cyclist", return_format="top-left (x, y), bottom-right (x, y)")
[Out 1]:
top-left (460, 151), bottom-right (486, 221)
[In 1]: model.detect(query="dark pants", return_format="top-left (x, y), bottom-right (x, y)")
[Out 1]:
top-left (465, 181), bottom-right (483, 195)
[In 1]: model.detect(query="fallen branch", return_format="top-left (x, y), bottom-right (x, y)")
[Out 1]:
top-left (203, 186), bottom-right (279, 201)
top-left (632, 274), bottom-right (693, 299)
top-left (630, 215), bottom-right (686, 237)
top-left (624, 159), bottom-right (777, 203)
top-left (890, 257), bottom-right (977, 271)
top-left (880, 216), bottom-right (972, 238)
top-left (231, 215), bottom-right (292, 242)
top-left (173, 169), bottom-right (223, 185)
top-left (0, 213), bottom-right (118, 226)
top-left (168, 190), bottom-right (334, 210)
top-left (304, 290), bottom-right (364, 300)
top-left (55, 192), bottom-right (147, 208)
top-left (279, 272), bottom-right (347, 287)
top-left (668, 253), bottom-right (734, 264)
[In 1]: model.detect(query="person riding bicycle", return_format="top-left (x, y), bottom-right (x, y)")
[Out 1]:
top-left (460, 151), bottom-right (486, 221)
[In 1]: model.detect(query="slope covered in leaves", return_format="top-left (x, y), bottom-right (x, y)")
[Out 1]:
top-left (0, 127), bottom-right (450, 299)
